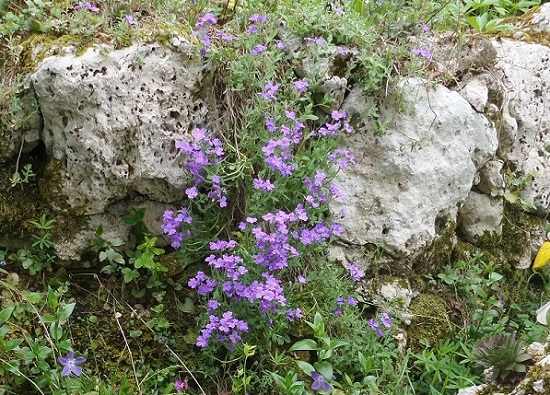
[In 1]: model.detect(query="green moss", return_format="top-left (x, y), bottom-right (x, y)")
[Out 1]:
top-left (407, 293), bottom-right (452, 350)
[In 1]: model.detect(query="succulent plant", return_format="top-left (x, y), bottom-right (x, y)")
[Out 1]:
top-left (472, 332), bottom-right (532, 381)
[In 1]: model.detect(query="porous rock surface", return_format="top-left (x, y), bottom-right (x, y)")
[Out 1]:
top-left (492, 36), bottom-right (550, 213)
top-left (30, 43), bottom-right (206, 214)
top-left (335, 78), bottom-right (498, 257)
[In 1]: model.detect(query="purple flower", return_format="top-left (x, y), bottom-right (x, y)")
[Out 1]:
top-left (175, 380), bottom-right (189, 391)
top-left (304, 36), bottom-right (325, 46)
top-left (249, 13), bottom-right (268, 23)
top-left (347, 296), bottom-right (358, 306)
top-left (253, 178), bottom-right (275, 192)
top-left (186, 186), bottom-right (198, 199)
top-left (336, 296), bottom-right (345, 306)
top-left (311, 371), bottom-right (331, 392)
top-left (247, 25), bottom-right (258, 34)
top-left (195, 12), bottom-right (217, 29)
top-left (209, 239), bottom-right (237, 251)
top-left (260, 81), bottom-right (279, 101)
top-left (421, 22), bottom-right (431, 32)
top-left (331, 110), bottom-right (347, 121)
top-left (287, 307), bottom-right (303, 322)
top-left (381, 312), bottom-right (392, 328)
top-left (251, 44), bottom-right (267, 56)
top-left (216, 31), bottom-right (233, 42)
top-left (294, 80), bottom-right (309, 94)
top-left (411, 48), bottom-right (432, 60)
top-left (276, 40), bottom-right (285, 49)
top-left (125, 14), bottom-right (137, 26)
top-left (298, 275), bottom-right (306, 284)
top-left (333, 308), bottom-right (342, 315)
top-left (336, 46), bottom-right (348, 56)
top-left (207, 299), bottom-right (220, 313)
top-left (73, 2), bottom-right (99, 12)
top-left (58, 351), bottom-right (86, 377)
top-left (368, 318), bottom-right (384, 336)
top-left (347, 263), bottom-right (365, 281)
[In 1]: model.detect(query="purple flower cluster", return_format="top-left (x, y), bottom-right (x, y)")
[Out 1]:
top-left (162, 208), bottom-right (192, 248)
top-left (304, 36), bottom-right (326, 46)
top-left (194, 12), bottom-right (218, 56)
top-left (73, 2), bottom-right (99, 12)
top-left (411, 48), bottom-right (432, 60)
top-left (367, 312), bottom-right (392, 336)
top-left (294, 80), bottom-right (309, 94)
top-left (327, 148), bottom-right (356, 169)
top-left (177, 128), bottom-right (224, 179)
top-left (260, 81), bottom-right (279, 101)
top-left (346, 262), bottom-right (365, 282)
top-left (334, 295), bottom-right (359, 315)
top-left (188, 271), bottom-right (217, 295)
top-left (248, 13), bottom-right (268, 34)
top-left (251, 44), bottom-right (267, 56)
top-left (196, 311), bottom-right (249, 349)
top-left (314, 110), bottom-right (353, 137)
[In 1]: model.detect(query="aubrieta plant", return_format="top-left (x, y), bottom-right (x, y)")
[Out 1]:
top-left (160, 4), bottom-right (367, 390)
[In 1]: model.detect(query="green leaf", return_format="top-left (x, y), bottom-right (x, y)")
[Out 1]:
top-left (3, 338), bottom-right (23, 352)
top-left (0, 306), bottom-right (15, 323)
top-left (40, 314), bottom-right (57, 324)
top-left (58, 302), bottom-right (76, 321)
top-left (295, 360), bottom-right (315, 376)
top-left (289, 339), bottom-right (318, 352)
top-left (22, 291), bottom-right (42, 304)
top-left (329, 339), bottom-right (349, 349)
top-left (178, 297), bottom-right (195, 313)
top-left (314, 361), bottom-right (333, 381)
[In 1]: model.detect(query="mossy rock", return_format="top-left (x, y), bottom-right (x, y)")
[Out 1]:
top-left (407, 293), bottom-right (452, 351)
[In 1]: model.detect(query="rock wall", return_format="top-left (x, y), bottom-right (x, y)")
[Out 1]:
top-left (3, 5), bottom-right (550, 270)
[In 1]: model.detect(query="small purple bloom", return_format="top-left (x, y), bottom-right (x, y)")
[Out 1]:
top-left (347, 263), bottom-right (365, 282)
top-left (186, 186), bottom-right (198, 199)
top-left (73, 2), bottom-right (99, 12)
top-left (421, 22), bottom-right (431, 32)
top-left (125, 14), bottom-right (137, 26)
top-left (411, 48), bottom-right (432, 60)
top-left (249, 13), bottom-right (268, 23)
top-left (216, 31), bottom-right (233, 42)
top-left (260, 81), bottom-right (279, 101)
top-left (276, 40), bottom-right (285, 49)
top-left (294, 80), bottom-right (309, 94)
top-left (253, 178), bottom-right (275, 192)
top-left (347, 296), bottom-right (358, 306)
top-left (311, 371), bottom-right (331, 392)
top-left (381, 312), bottom-right (392, 328)
top-left (58, 351), bottom-right (86, 377)
top-left (333, 308), bottom-right (342, 315)
top-left (304, 36), bottom-right (325, 46)
top-left (336, 46), bottom-right (348, 56)
top-left (175, 380), bottom-right (189, 391)
top-left (207, 299), bottom-right (220, 313)
top-left (195, 12), bottom-right (217, 29)
top-left (251, 44), bottom-right (267, 56)
top-left (298, 275), bottom-right (306, 284)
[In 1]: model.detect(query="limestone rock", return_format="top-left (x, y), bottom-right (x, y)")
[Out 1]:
top-left (336, 78), bottom-right (498, 257)
top-left (459, 76), bottom-right (489, 113)
top-left (477, 160), bottom-right (505, 197)
top-left (492, 37), bottom-right (550, 213)
top-left (457, 192), bottom-right (503, 244)
top-left (29, 43), bottom-right (206, 214)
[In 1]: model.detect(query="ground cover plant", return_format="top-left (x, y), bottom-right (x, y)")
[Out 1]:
top-left (0, 0), bottom-right (547, 394)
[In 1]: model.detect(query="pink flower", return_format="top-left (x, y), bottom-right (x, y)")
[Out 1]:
top-left (175, 379), bottom-right (189, 391)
